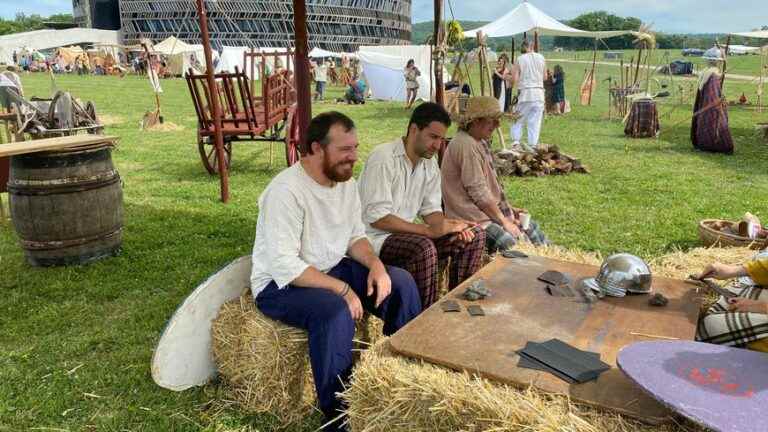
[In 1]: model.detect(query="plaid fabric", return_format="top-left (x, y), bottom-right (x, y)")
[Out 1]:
top-left (696, 284), bottom-right (768, 347)
top-left (691, 75), bottom-right (734, 154)
top-left (485, 219), bottom-right (548, 253)
top-left (379, 226), bottom-right (486, 308)
top-left (624, 99), bottom-right (660, 138)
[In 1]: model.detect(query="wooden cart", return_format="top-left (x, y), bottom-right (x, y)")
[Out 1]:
top-left (185, 50), bottom-right (299, 174)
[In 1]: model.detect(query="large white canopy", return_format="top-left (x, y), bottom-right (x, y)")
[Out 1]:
top-left (732, 30), bottom-right (768, 39)
top-left (463, 1), bottom-right (631, 39)
top-left (0, 28), bottom-right (121, 53)
top-left (308, 47), bottom-right (357, 59)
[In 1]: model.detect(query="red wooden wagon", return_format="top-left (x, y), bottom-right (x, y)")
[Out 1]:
top-left (185, 50), bottom-right (300, 174)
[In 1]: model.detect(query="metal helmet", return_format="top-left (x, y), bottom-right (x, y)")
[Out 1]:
top-left (703, 46), bottom-right (725, 62)
top-left (583, 253), bottom-right (652, 297)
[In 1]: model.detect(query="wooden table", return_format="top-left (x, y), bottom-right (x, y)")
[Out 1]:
top-left (389, 255), bottom-right (701, 424)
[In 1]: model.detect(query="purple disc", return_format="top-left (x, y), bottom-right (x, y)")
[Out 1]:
top-left (618, 340), bottom-right (768, 432)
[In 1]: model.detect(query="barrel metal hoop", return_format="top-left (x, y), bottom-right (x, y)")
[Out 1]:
top-left (19, 227), bottom-right (122, 251)
top-left (8, 171), bottom-right (120, 195)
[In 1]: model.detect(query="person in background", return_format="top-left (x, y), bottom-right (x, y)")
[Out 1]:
top-left (509, 41), bottom-right (546, 152)
top-left (311, 58), bottom-right (329, 101)
top-left (492, 53), bottom-right (513, 113)
top-left (551, 64), bottom-right (567, 114)
top-left (404, 59), bottom-right (420, 109)
top-left (691, 46), bottom-right (733, 154)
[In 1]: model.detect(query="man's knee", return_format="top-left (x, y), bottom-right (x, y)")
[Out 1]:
top-left (412, 237), bottom-right (439, 265)
top-left (310, 295), bottom-right (355, 334)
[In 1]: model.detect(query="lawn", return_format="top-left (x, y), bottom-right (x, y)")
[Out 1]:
top-left (1, 60), bottom-right (767, 431)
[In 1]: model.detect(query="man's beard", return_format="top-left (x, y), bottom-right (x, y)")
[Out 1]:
top-left (415, 140), bottom-right (435, 159)
top-left (322, 153), bottom-right (354, 182)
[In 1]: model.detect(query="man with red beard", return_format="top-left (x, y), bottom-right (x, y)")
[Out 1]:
top-left (357, 103), bottom-right (486, 308)
top-left (250, 112), bottom-right (421, 431)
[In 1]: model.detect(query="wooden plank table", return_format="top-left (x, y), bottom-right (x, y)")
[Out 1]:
top-left (0, 134), bottom-right (118, 158)
top-left (389, 255), bottom-right (702, 424)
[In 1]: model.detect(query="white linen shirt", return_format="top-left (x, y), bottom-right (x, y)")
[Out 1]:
top-left (250, 163), bottom-right (367, 298)
top-left (358, 139), bottom-right (443, 254)
top-left (515, 52), bottom-right (546, 103)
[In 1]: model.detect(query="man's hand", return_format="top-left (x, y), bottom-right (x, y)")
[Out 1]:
top-left (727, 298), bottom-right (768, 314)
top-left (697, 263), bottom-right (746, 280)
top-left (367, 260), bottom-right (392, 308)
top-left (502, 219), bottom-right (523, 238)
top-left (341, 287), bottom-right (364, 320)
top-left (426, 218), bottom-right (471, 239)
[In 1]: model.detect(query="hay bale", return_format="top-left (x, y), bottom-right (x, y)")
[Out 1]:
top-left (211, 295), bottom-right (384, 427)
top-left (212, 295), bottom-right (315, 426)
top-left (343, 244), bottom-right (758, 431)
top-left (342, 340), bottom-right (699, 432)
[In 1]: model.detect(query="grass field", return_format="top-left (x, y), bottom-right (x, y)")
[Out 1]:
top-left (1, 60), bottom-right (767, 431)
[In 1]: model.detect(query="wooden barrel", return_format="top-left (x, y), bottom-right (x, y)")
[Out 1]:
top-left (8, 144), bottom-right (123, 266)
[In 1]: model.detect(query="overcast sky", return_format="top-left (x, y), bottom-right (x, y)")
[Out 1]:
top-left (1, 0), bottom-right (766, 34)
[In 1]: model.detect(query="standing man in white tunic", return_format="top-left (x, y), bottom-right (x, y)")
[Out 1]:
top-left (510, 40), bottom-right (546, 152)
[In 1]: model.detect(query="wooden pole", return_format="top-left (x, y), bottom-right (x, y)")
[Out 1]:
top-left (534, 31), bottom-right (539, 53)
top-left (477, 32), bottom-right (486, 96)
top-left (433, 0), bottom-right (445, 105)
top-left (195, 0), bottom-right (229, 203)
top-left (587, 38), bottom-right (598, 106)
top-left (720, 35), bottom-right (731, 92)
top-left (292, 0), bottom-right (311, 152)
top-left (633, 48), bottom-right (643, 86)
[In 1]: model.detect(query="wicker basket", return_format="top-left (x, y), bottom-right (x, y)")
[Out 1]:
top-left (698, 219), bottom-right (768, 249)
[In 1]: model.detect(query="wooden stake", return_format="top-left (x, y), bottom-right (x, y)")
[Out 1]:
top-left (433, 0), bottom-right (445, 106)
top-left (293, 0), bottom-right (312, 152)
top-left (587, 39), bottom-right (598, 106)
top-left (195, 0), bottom-right (229, 203)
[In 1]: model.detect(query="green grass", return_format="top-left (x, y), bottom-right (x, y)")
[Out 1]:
top-left (1, 63), bottom-right (767, 431)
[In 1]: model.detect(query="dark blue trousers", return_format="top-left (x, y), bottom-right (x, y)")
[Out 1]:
top-left (256, 258), bottom-right (421, 430)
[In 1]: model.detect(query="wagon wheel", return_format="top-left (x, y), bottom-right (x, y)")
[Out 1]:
top-left (283, 104), bottom-right (300, 167)
top-left (198, 131), bottom-right (233, 176)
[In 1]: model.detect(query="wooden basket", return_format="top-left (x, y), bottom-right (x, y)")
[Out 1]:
top-left (698, 219), bottom-right (768, 249)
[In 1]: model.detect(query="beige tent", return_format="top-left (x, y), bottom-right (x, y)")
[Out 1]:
top-left (152, 36), bottom-right (212, 76)
top-left (56, 46), bottom-right (85, 65)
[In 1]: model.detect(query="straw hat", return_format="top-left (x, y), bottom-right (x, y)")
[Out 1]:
top-left (458, 96), bottom-right (503, 128)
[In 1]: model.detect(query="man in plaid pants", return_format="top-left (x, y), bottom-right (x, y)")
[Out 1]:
top-left (358, 102), bottom-right (486, 308)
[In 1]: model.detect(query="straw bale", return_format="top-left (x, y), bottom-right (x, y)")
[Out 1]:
top-left (344, 244), bottom-right (760, 432)
top-left (342, 339), bottom-right (701, 432)
top-left (145, 121), bottom-right (184, 132)
top-left (211, 295), bottom-right (384, 427)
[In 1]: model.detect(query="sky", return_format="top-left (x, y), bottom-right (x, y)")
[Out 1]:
top-left (0, 0), bottom-right (766, 34)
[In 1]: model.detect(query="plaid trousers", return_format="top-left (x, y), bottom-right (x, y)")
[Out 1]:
top-left (379, 226), bottom-right (486, 308)
top-left (696, 284), bottom-right (768, 347)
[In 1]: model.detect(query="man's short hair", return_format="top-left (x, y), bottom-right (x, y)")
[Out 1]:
top-left (302, 111), bottom-right (356, 156)
top-left (407, 102), bottom-right (451, 134)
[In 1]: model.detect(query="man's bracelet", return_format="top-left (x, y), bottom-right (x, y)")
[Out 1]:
top-left (339, 283), bottom-right (350, 297)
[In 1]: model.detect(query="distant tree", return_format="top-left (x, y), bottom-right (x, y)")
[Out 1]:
top-left (0, 13), bottom-right (73, 36)
top-left (553, 11), bottom-right (640, 50)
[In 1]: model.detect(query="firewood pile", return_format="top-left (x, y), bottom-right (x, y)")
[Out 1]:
top-left (493, 144), bottom-right (590, 177)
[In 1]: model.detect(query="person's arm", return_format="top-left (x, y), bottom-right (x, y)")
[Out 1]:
top-left (346, 192), bottom-right (390, 308)
top-left (745, 258), bottom-right (768, 286)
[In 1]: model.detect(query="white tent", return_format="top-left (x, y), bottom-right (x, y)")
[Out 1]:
top-left (733, 30), bottom-right (768, 39)
top-left (0, 28), bottom-right (120, 53)
top-left (463, 1), bottom-right (630, 39)
top-left (357, 45), bottom-right (434, 102)
top-left (0, 47), bottom-right (12, 65)
top-left (152, 36), bottom-right (217, 76)
top-left (216, 46), bottom-right (255, 78)
top-left (728, 45), bottom-right (761, 55)
top-left (309, 47), bottom-right (357, 59)
top-left (153, 36), bottom-right (194, 55)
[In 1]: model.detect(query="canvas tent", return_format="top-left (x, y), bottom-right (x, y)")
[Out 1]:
top-left (216, 46), bottom-right (254, 78)
top-left (0, 47), bottom-right (11, 65)
top-left (462, 1), bottom-right (630, 39)
top-left (152, 36), bottom-right (214, 76)
top-left (357, 45), bottom-right (439, 102)
top-left (0, 28), bottom-right (120, 53)
top-left (308, 47), bottom-right (357, 59)
top-left (733, 30), bottom-right (768, 39)
top-left (728, 45), bottom-right (761, 55)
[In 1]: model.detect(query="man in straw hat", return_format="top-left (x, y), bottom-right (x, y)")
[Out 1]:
top-left (510, 40), bottom-right (546, 153)
top-left (441, 96), bottom-right (549, 253)
top-left (358, 102), bottom-right (486, 308)
top-left (691, 46), bottom-right (733, 154)
top-left (250, 111), bottom-right (421, 432)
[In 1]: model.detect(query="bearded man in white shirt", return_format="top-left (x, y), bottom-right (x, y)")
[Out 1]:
top-left (358, 102), bottom-right (486, 308)
top-left (250, 111), bottom-right (421, 432)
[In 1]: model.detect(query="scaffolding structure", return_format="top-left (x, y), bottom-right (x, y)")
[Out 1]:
top-left (119, 0), bottom-right (412, 51)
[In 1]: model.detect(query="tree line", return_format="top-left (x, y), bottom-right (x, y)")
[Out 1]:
top-left (0, 13), bottom-right (74, 37)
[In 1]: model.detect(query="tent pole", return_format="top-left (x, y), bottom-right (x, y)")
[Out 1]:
top-left (433, 0), bottom-right (445, 105)
top-left (588, 38), bottom-right (597, 106)
top-left (195, 0), bottom-right (229, 203)
top-left (534, 31), bottom-right (539, 53)
top-left (477, 31), bottom-right (486, 96)
top-left (293, 0), bottom-right (311, 151)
